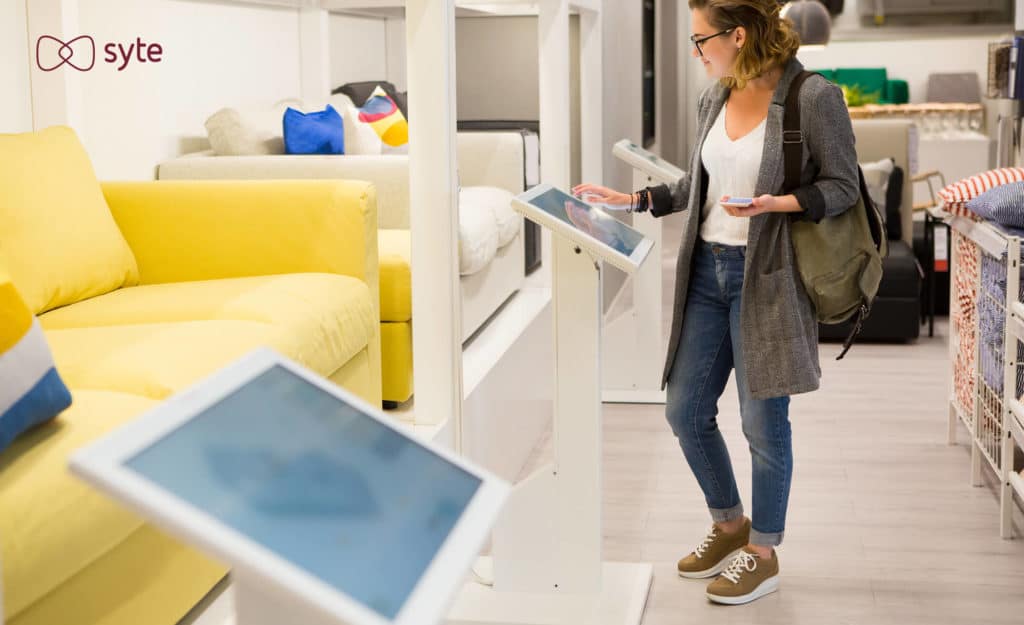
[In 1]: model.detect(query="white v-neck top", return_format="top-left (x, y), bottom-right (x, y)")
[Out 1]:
top-left (699, 103), bottom-right (767, 247)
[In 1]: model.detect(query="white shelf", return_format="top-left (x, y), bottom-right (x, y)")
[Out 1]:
top-left (322, 0), bottom-right (597, 17)
top-left (1009, 471), bottom-right (1024, 509)
top-left (1008, 400), bottom-right (1024, 453)
top-left (949, 215), bottom-right (1009, 259)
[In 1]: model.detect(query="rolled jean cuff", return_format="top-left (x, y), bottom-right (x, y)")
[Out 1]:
top-left (709, 503), bottom-right (744, 524)
top-left (750, 529), bottom-right (784, 547)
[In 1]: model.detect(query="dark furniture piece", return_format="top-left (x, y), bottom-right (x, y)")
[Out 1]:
top-left (819, 119), bottom-right (923, 343)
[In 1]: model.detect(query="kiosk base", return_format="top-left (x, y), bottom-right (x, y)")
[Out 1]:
top-left (448, 558), bottom-right (652, 625)
top-left (233, 572), bottom-right (345, 625)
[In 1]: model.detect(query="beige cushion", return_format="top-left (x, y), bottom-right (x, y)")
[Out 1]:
top-left (204, 100), bottom-right (300, 156)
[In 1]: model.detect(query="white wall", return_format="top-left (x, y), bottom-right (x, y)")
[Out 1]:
top-left (20, 0), bottom-right (304, 180)
top-left (455, 16), bottom-right (540, 121)
top-left (329, 13), bottom-right (389, 89)
top-left (83, 0), bottom-right (304, 179)
top-left (453, 16), bottom-right (581, 186)
top-left (1, 0), bottom-right (33, 133)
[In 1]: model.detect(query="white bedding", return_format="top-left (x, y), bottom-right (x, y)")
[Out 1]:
top-left (458, 186), bottom-right (521, 276)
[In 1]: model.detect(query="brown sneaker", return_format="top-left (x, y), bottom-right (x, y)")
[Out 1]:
top-left (705, 546), bottom-right (780, 605)
top-left (677, 517), bottom-right (750, 579)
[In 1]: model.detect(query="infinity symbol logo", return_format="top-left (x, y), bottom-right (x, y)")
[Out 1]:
top-left (36, 35), bottom-right (96, 72)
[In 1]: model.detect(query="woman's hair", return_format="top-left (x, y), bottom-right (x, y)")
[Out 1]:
top-left (688, 0), bottom-right (800, 90)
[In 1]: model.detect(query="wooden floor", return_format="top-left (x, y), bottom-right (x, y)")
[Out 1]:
top-left (519, 215), bottom-right (1024, 624)
top-left (190, 216), bottom-right (1024, 625)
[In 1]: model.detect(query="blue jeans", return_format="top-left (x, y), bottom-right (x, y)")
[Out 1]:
top-left (665, 238), bottom-right (793, 547)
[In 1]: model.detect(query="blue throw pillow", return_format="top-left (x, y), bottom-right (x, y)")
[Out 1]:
top-left (283, 104), bottom-right (345, 155)
top-left (1, 277), bottom-right (72, 454)
top-left (967, 181), bottom-right (1024, 229)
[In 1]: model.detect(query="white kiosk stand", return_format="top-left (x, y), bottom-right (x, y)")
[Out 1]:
top-left (447, 185), bottom-right (654, 625)
top-left (601, 140), bottom-right (685, 405)
top-left (69, 349), bottom-right (510, 625)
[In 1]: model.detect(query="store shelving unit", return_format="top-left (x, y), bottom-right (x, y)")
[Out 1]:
top-left (946, 210), bottom-right (1024, 538)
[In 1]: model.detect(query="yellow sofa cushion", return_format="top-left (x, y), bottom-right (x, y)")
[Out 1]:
top-left (381, 321), bottom-right (413, 403)
top-left (1, 390), bottom-right (157, 618)
top-left (0, 126), bottom-right (139, 314)
top-left (40, 274), bottom-right (375, 400)
top-left (379, 229), bottom-right (411, 322)
top-left (9, 524), bottom-right (224, 625)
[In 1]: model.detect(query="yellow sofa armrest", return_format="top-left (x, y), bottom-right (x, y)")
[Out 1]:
top-left (101, 180), bottom-right (378, 288)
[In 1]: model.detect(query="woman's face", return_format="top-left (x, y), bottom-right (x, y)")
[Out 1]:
top-left (690, 9), bottom-right (741, 80)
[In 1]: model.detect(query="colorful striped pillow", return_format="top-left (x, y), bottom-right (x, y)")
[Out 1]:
top-left (939, 168), bottom-right (1024, 219)
top-left (0, 276), bottom-right (72, 453)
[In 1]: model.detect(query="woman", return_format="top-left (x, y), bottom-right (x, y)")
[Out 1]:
top-left (573, 0), bottom-right (858, 606)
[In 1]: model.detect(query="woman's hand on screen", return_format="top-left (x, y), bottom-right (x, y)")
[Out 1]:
top-left (571, 183), bottom-right (632, 206)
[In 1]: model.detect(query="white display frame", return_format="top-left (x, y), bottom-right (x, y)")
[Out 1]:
top-left (69, 348), bottom-right (510, 625)
top-left (513, 183), bottom-right (654, 274)
top-left (611, 138), bottom-right (684, 185)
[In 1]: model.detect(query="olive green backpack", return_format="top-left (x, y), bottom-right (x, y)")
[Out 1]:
top-left (783, 71), bottom-right (887, 360)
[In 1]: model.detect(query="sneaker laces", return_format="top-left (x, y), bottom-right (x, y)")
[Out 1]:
top-left (721, 551), bottom-right (758, 584)
top-left (694, 526), bottom-right (719, 559)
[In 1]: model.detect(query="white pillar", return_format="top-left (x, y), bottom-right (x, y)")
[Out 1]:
top-left (25, 0), bottom-right (83, 131)
top-left (538, 0), bottom-right (571, 189)
top-left (578, 2), bottom-right (603, 186)
top-left (406, 0), bottom-right (464, 448)
top-left (298, 7), bottom-right (331, 107)
top-left (549, 238), bottom-right (604, 593)
top-left (536, 0), bottom-right (572, 285)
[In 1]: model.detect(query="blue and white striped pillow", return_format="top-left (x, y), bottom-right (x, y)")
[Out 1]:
top-left (967, 181), bottom-right (1024, 230)
top-left (1, 276), bottom-right (72, 453)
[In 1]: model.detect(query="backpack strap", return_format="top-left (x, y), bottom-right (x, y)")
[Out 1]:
top-left (782, 70), bottom-right (871, 361)
top-left (782, 70), bottom-right (815, 194)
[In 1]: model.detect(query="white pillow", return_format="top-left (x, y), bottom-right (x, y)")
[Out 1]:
top-left (204, 103), bottom-right (292, 156)
top-left (458, 198), bottom-right (499, 276)
top-left (860, 157), bottom-right (895, 223)
top-left (461, 186), bottom-right (520, 248)
top-left (328, 93), bottom-right (355, 111)
top-left (342, 105), bottom-right (383, 155)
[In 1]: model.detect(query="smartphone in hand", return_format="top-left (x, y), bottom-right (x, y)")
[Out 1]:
top-left (720, 197), bottom-right (754, 208)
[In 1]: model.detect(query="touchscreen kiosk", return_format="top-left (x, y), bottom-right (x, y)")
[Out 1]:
top-left (611, 139), bottom-right (684, 185)
top-left (70, 349), bottom-right (510, 625)
top-left (512, 184), bottom-right (653, 274)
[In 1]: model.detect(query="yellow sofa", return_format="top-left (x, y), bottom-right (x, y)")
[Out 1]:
top-left (157, 130), bottom-right (531, 407)
top-left (0, 126), bottom-right (382, 625)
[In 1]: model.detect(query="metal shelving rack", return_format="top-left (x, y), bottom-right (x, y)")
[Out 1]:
top-left (946, 210), bottom-right (1024, 538)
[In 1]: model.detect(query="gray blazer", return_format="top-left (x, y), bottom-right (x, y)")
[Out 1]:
top-left (652, 56), bottom-right (859, 400)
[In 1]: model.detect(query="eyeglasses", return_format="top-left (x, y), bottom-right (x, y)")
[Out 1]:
top-left (690, 28), bottom-right (735, 57)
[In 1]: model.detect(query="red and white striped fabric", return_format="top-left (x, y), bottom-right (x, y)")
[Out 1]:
top-left (952, 231), bottom-right (979, 419)
top-left (939, 167), bottom-right (1024, 219)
